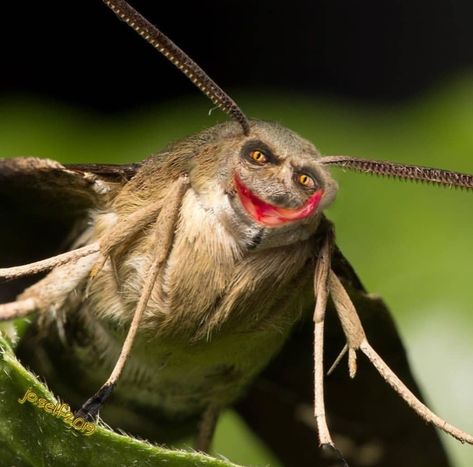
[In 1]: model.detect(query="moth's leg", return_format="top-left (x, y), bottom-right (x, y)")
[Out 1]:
top-left (90, 198), bottom-right (166, 279)
top-left (328, 272), bottom-right (365, 378)
top-left (313, 232), bottom-right (333, 447)
top-left (329, 270), bottom-right (473, 445)
top-left (0, 298), bottom-right (37, 321)
top-left (0, 243), bottom-right (99, 281)
top-left (326, 344), bottom-right (347, 376)
top-left (314, 234), bottom-right (349, 466)
top-left (0, 252), bottom-right (99, 321)
top-left (77, 176), bottom-right (189, 419)
top-left (360, 341), bottom-right (473, 444)
top-left (195, 405), bottom-right (220, 453)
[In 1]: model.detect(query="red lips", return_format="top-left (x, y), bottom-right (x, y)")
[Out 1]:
top-left (234, 174), bottom-right (323, 227)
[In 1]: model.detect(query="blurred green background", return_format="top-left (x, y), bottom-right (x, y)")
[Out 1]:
top-left (0, 73), bottom-right (472, 465)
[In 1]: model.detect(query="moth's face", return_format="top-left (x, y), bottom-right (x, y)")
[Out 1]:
top-left (191, 120), bottom-right (338, 248)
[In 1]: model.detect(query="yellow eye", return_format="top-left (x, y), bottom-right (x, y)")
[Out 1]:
top-left (249, 150), bottom-right (267, 164)
top-left (297, 173), bottom-right (315, 188)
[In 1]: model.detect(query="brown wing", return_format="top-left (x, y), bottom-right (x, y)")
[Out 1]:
top-left (0, 157), bottom-right (139, 302)
top-left (236, 244), bottom-right (450, 467)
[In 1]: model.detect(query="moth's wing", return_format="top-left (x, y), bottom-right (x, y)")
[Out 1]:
top-left (235, 244), bottom-right (450, 467)
top-left (0, 157), bottom-right (139, 301)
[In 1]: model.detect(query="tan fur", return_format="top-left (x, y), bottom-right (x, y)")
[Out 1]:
top-left (30, 120), bottom-right (338, 418)
top-left (83, 120), bottom-right (335, 338)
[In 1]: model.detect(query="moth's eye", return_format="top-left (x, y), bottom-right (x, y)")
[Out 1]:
top-left (249, 150), bottom-right (268, 164)
top-left (296, 173), bottom-right (315, 189)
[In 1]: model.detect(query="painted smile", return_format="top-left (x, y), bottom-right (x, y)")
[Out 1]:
top-left (234, 174), bottom-right (324, 227)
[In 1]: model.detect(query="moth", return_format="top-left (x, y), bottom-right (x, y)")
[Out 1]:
top-left (0, 1), bottom-right (472, 466)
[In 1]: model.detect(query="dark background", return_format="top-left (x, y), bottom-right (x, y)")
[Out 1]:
top-left (1, 0), bottom-right (472, 112)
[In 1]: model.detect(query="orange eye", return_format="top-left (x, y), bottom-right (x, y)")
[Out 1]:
top-left (297, 173), bottom-right (315, 188)
top-left (249, 150), bottom-right (267, 164)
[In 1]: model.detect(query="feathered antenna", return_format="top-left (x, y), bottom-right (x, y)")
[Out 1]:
top-left (102, 0), bottom-right (250, 135)
top-left (321, 156), bottom-right (473, 190)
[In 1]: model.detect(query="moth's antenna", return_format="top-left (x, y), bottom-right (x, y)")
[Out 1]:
top-left (320, 156), bottom-right (473, 190)
top-left (102, 0), bottom-right (250, 135)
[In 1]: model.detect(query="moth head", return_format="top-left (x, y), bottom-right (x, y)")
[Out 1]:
top-left (189, 121), bottom-right (337, 248)
top-left (231, 121), bottom-right (337, 223)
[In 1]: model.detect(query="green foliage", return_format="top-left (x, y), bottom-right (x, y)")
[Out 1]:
top-left (0, 334), bottom-right (239, 467)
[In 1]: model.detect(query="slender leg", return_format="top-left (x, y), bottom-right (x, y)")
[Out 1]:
top-left (328, 271), bottom-right (365, 378)
top-left (329, 269), bottom-right (473, 445)
top-left (313, 232), bottom-right (349, 466)
top-left (0, 298), bottom-right (37, 321)
top-left (360, 341), bottom-right (473, 444)
top-left (195, 405), bottom-right (220, 453)
top-left (90, 199), bottom-right (165, 279)
top-left (326, 344), bottom-right (347, 376)
top-left (77, 176), bottom-right (189, 419)
top-left (0, 243), bottom-right (99, 281)
top-left (1, 251), bottom-right (99, 321)
top-left (313, 232), bottom-right (333, 447)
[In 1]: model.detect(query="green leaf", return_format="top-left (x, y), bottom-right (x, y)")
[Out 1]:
top-left (0, 334), bottom-right (239, 467)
